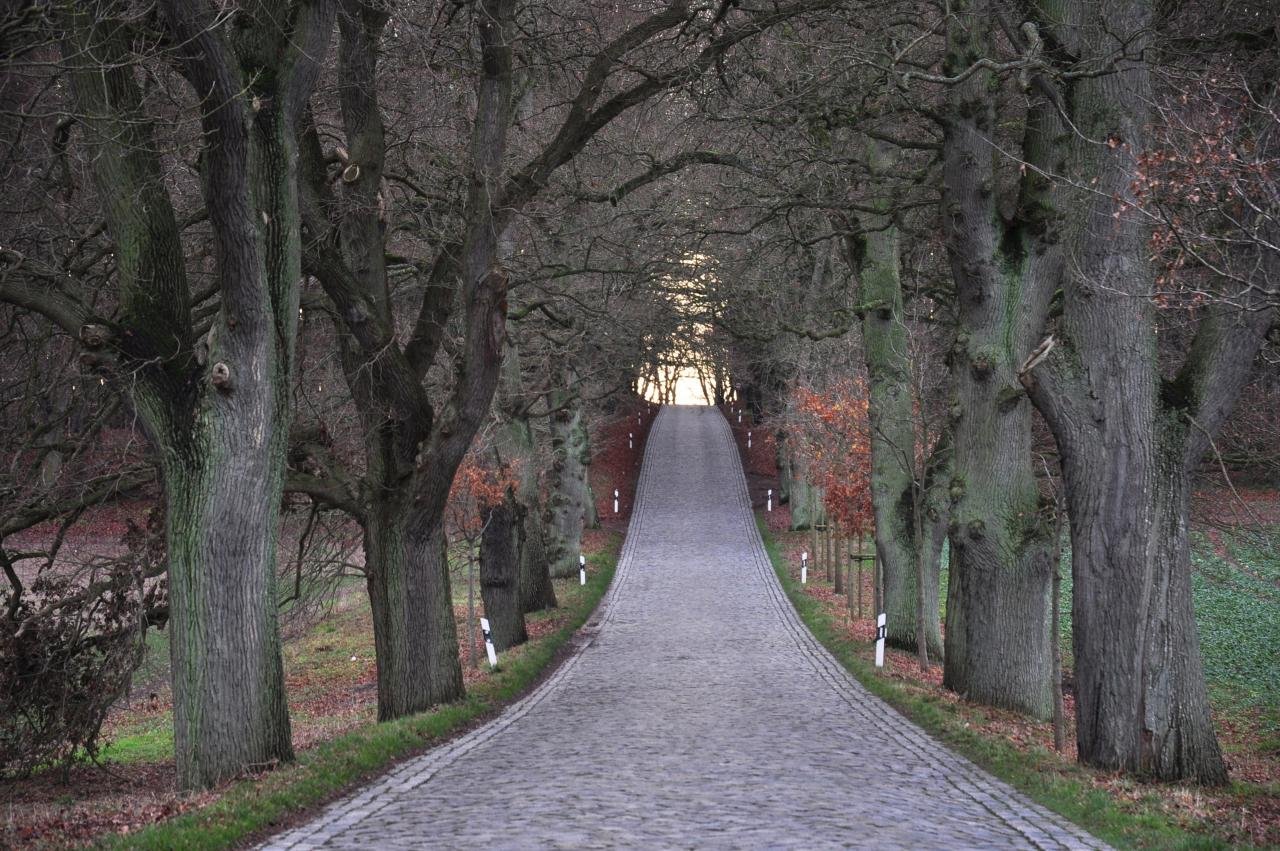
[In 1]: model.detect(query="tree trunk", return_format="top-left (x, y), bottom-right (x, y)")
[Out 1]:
top-left (934, 7), bottom-right (1064, 718)
top-left (164, 438), bottom-right (293, 790)
top-left (775, 432), bottom-right (792, 506)
top-left (1017, 0), bottom-right (1265, 782)
top-left (383, 0), bottom-right (516, 711)
top-left (832, 531), bottom-right (844, 594)
top-left (1051, 508), bottom-right (1066, 752)
top-left (1045, 416), bottom-right (1226, 780)
top-left (545, 384), bottom-right (593, 578)
top-left (518, 501), bottom-right (558, 613)
top-left (785, 446), bottom-right (824, 531)
top-left (844, 141), bottom-right (947, 659)
top-left (362, 475), bottom-right (462, 719)
top-left (942, 338), bottom-right (1053, 717)
top-left (410, 517), bottom-right (466, 707)
top-left (493, 340), bottom-right (557, 613)
top-left (296, 4), bottom-right (458, 723)
top-left (480, 495), bottom-right (528, 652)
top-left (301, 0), bottom-right (514, 721)
top-left (152, 0), bottom-right (332, 790)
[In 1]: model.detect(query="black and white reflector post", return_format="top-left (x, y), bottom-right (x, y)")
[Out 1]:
top-left (737, 410), bottom-right (742, 424)
top-left (613, 488), bottom-right (619, 514)
top-left (801, 551), bottom-right (808, 584)
top-left (629, 432), bottom-right (633, 450)
top-left (747, 430), bottom-right (752, 449)
top-left (767, 488), bottom-right (773, 512)
top-left (579, 554), bottom-right (586, 586)
top-left (480, 617), bottom-right (498, 668)
top-left (875, 614), bottom-right (887, 668)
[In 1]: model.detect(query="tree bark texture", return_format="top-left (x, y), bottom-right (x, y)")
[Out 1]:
top-left (480, 495), bottom-right (529, 652)
top-left (1019, 0), bottom-right (1273, 781)
top-left (846, 143), bottom-right (947, 659)
top-left (936, 6), bottom-right (1064, 718)
top-left (296, 0), bottom-right (515, 720)
top-left (59, 0), bottom-right (334, 790)
top-left (361, 478), bottom-right (466, 718)
top-left (545, 381), bottom-right (594, 578)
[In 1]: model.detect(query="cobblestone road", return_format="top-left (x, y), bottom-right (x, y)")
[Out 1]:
top-left (266, 405), bottom-right (1107, 850)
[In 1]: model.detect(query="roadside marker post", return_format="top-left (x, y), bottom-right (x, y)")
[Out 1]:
top-left (875, 614), bottom-right (887, 668)
top-left (629, 432), bottom-right (633, 450)
top-left (613, 488), bottom-right (619, 514)
top-left (747, 430), bottom-right (752, 449)
top-left (480, 617), bottom-right (498, 668)
top-left (767, 488), bottom-right (773, 511)
top-left (579, 554), bottom-right (586, 586)
top-left (801, 551), bottom-right (808, 585)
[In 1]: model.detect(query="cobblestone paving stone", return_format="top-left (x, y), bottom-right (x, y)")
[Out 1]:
top-left (265, 405), bottom-right (1110, 850)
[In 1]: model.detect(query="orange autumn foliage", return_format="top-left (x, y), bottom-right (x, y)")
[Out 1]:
top-left (447, 450), bottom-right (521, 538)
top-left (791, 380), bottom-right (874, 535)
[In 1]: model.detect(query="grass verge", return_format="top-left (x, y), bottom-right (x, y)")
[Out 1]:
top-left (757, 517), bottom-right (1250, 851)
top-left (95, 546), bottom-right (619, 851)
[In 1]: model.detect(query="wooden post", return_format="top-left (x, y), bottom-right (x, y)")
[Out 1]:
top-left (856, 537), bottom-right (864, 619)
top-left (845, 542), bottom-right (854, 625)
top-left (466, 546), bottom-right (477, 668)
top-left (833, 529), bottom-right (844, 595)
top-left (873, 550), bottom-right (883, 617)
top-left (823, 523), bottom-right (831, 582)
top-left (809, 494), bottom-right (819, 580)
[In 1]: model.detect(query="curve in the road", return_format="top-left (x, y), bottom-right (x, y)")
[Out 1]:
top-left (265, 405), bottom-right (1107, 850)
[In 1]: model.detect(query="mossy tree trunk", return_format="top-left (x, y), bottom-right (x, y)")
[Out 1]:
top-left (841, 139), bottom-right (948, 659)
top-left (493, 342), bottom-right (558, 613)
top-left (163, 0), bottom-right (335, 787)
top-left (935, 5), bottom-right (1067, 718)
top-left (784, 443), bottom-right (825, 531)
top-left (545, 378), bottom-right (594, 578)
top-left (1020, 0), bottom-right (1273, 782)
top-left (45, 0), bottom-right (335, 791)
top-left (518, 497), bottom-right (558, 613)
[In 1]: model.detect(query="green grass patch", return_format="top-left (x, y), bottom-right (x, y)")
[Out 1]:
top-left (757, 518), bottom-right (1247, 850)
top-left (95, 538), bottom-right (621, 851)
top-left (100, 717), bottom-right (173, 765)
top-left (1050, 530), bottom-right (1280, 723)
top-left (1190, 532), bottom-right (1280, 717)
top-left (948, 528), bottom-right (1279, 725)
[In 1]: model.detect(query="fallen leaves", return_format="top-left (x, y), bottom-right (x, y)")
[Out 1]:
top-left (589, 403), bottom-right (657, 530)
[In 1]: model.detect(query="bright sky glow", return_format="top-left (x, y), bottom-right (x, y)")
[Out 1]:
top-left (638, 364), bottom-right (711, 406)
top-left (637, 254), bottom-right (716, 406)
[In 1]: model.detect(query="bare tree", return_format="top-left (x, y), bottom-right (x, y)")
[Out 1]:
top-left (0, 0), bottom-right (337, 789)
top-left (1020, 0), bottom-right (1276, 783)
